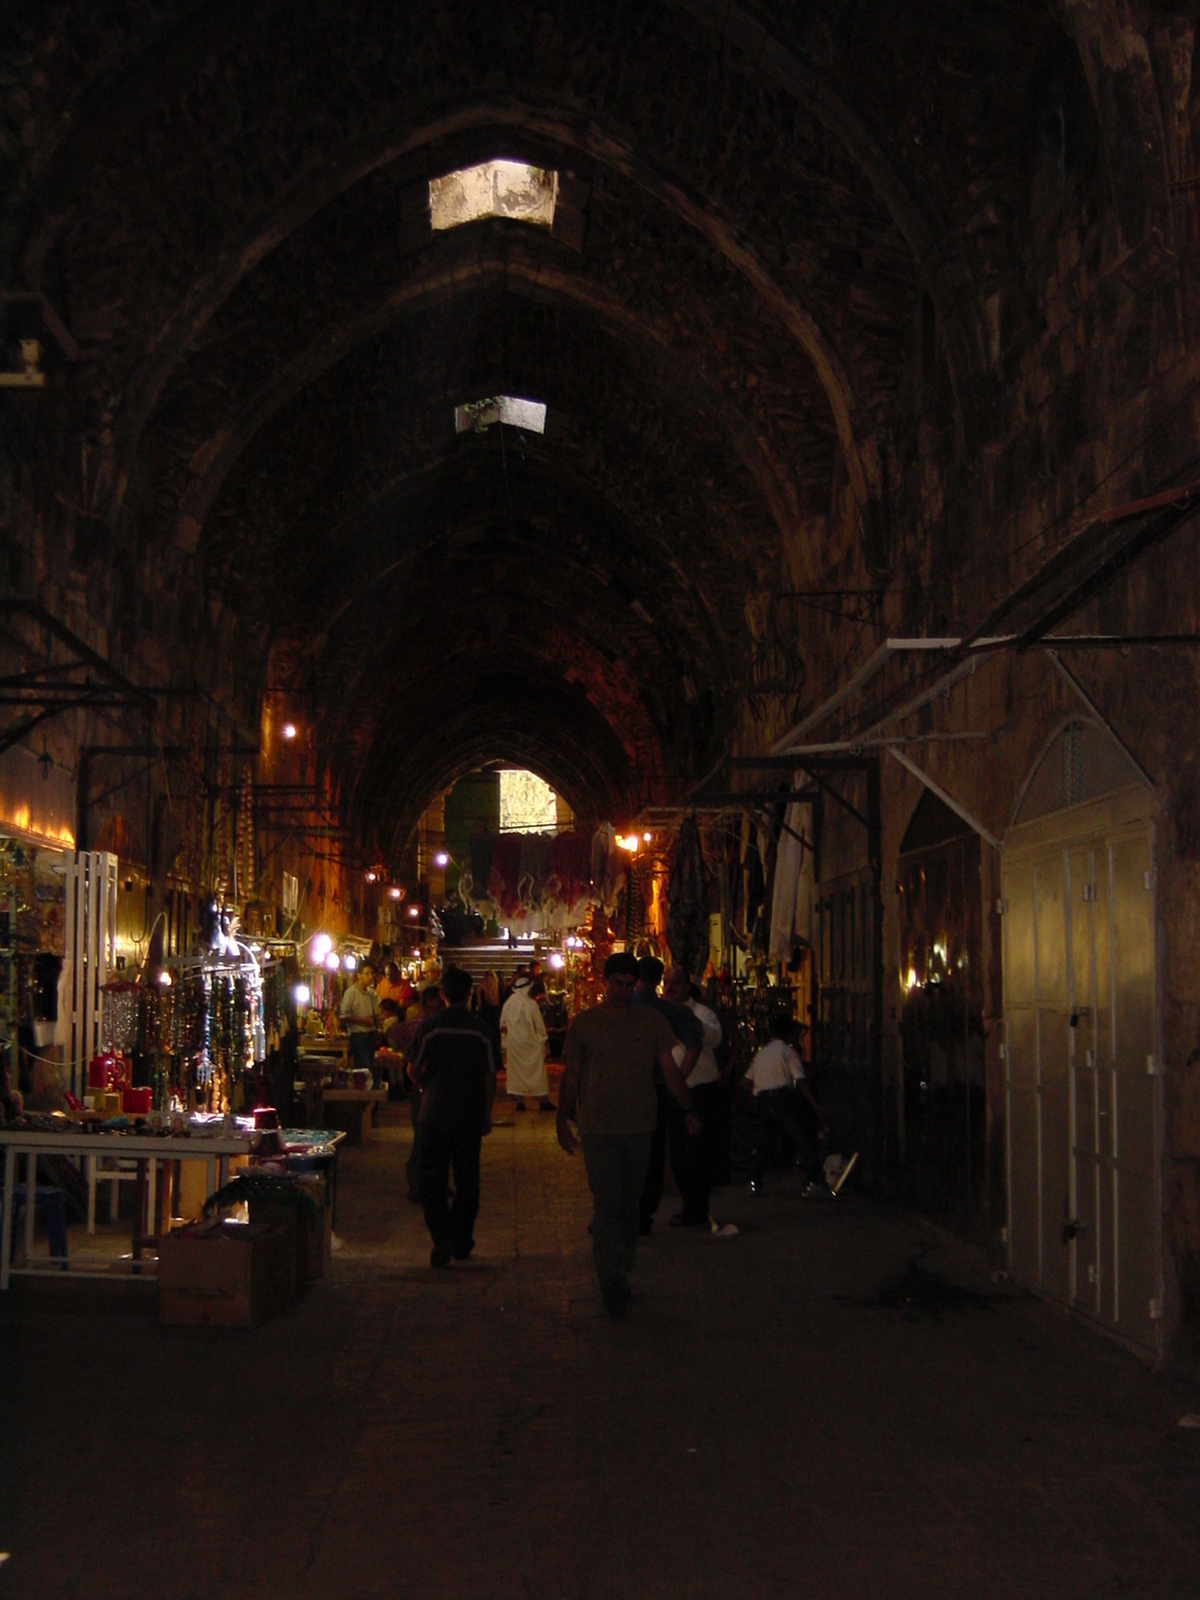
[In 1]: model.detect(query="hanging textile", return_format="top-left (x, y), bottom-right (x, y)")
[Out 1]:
top-left (468, 830), bottom-right (496, 903)
top-left (549, 830), bottom-right (591, 909)
top-left (646, 867), bottom-right (666, 937)
top-left (769, 800), bottom-right (811, 961)
top-left (744, 833), bottom-right (765, 943)
top-left (722, 833), bottom-right (742, 925)
top-left (666, 812), bottom-right (709, 977)
top-left (520, 832), bottom-right (553, 897)
top-left (757, 820), bottom-right (778, 956)
top-left (590, 822), bottom-right (625, 915)
top-left (626, 860), bottom-right (645, 939)
top-left (591, 824), bottom-right (615, 890)
top-left (794, 804), bottom-right (816, 947)
top-left (488, 834), bottom-right (524, 916)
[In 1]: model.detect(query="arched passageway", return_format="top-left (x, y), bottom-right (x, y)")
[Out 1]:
top-left (5, 0), bottom-right (1200, 1439)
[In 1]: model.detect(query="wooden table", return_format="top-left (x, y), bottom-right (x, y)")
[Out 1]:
top-left (320, 1088), bottom-right (388, 1145)
top-left (295, 1051), bottom-right (341, 1127)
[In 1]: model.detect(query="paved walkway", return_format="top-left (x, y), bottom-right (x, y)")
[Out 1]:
top-left (3, 1104), bottom-right (1198, 1599)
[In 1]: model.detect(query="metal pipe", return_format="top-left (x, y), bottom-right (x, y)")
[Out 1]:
top-left (887, 745), bottom-right (1001, 852)
top-left (771, 641), bottom-right (895, 752)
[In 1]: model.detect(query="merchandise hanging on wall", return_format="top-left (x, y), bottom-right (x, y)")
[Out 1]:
top-left (666, 812), bottom-right (710, 978)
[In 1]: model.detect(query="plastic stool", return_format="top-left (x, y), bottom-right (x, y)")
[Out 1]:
top-left (10, 1186), bottom-right (69, 1265)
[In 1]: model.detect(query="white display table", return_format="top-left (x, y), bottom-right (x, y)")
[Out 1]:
top-left (0, 1126), bottom-right (256, 1289)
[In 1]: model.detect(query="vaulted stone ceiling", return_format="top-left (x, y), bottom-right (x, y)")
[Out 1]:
top-left (2, 0), bottom-right (1154, 852)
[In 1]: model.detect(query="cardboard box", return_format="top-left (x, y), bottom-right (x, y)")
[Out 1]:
top-left (249, 1184), bottom-right (330, 1282)
top-left (158, 1219), bottom-right (296, 1327)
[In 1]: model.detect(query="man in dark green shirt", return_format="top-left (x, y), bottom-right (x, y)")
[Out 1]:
top-left (557, 951), bottom-right (700, 1317)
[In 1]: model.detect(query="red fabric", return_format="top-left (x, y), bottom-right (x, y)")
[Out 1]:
top-left (549, 830), bottom-right (591, 906)
top-left (489, 834), bottom-right (525, 916)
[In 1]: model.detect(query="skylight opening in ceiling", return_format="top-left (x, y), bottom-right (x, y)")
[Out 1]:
top-left (455, 396), bottom-right (547, 435)
top-left (429, 161), bottom-right (558, 232)
top-left (499, 769), bottom-right (559, 834)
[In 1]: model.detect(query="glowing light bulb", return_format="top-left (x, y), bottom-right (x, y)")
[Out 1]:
top-left (389, 886), bottom-right (403, 901)
top-left (282, 723), bottom-right (297, 740)
top-left (312, 933), bottom-right (333, 962)
top-left (293, 984), bottom-right (311, 1006)
top-left (325, 952), bottom-right (340, 971)
top-left (434, 851), bottom-right (450, 868)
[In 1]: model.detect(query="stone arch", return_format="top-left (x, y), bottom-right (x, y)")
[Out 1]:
top-left (1055, 0), bottom-right (1175, 255)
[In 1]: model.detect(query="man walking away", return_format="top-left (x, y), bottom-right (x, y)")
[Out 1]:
top-left (661, 965), bottom-right (722, 1227)
top-left (409, 967), bottom-right (497, 1266)
top-left (401, 985), bottom-right (444, 1202)
top-left (557, 952), bottom-right (701, 1318)
top-left (633, 955), bottom-right (702, 1233)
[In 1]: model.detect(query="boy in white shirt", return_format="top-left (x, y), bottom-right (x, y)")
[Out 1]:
top-left (744, 1015), bottom-right (829, 1195)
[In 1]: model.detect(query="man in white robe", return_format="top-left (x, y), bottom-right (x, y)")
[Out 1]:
top-left (501, 976), bottom-right (552, 1111)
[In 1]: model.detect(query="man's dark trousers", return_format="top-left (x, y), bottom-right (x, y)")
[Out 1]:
top-left (752, 1087), bottom-right (820, 1185)
top-left (667, 1080), bottom-right (721, 1222)
top-left (638, 1084), bottom-right (672, 1229)
top-left (420, 1122), bottom-right (482, 1255)
top-left (349, 1031), bottom-right (377, 1085)
top-left (582, 1132), bottom-right (653, 1292)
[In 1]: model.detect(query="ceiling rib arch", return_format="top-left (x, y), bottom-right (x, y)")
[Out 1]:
top-left (110, 101), bottom-right (878, 529)
top-left (172, 244), bottom-right (815, 561)
top-left (340, 664), bottom-right (647, 855)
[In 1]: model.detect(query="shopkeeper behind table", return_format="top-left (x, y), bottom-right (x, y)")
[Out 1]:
top-left (340, 964), bottom-right (382, 1084)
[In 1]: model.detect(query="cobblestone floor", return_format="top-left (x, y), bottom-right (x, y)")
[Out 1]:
top-left (2, 1103), bottom-right (1198, 1599)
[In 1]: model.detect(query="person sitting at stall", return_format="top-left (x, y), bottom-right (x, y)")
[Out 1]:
top-left (340, 962), bottom-right (382, 1085)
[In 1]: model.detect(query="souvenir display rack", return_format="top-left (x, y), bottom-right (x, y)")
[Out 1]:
top-left (175, 950), bottom-right (266, 1112)
top-left (108, 950), bottom-right (268, 1113)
